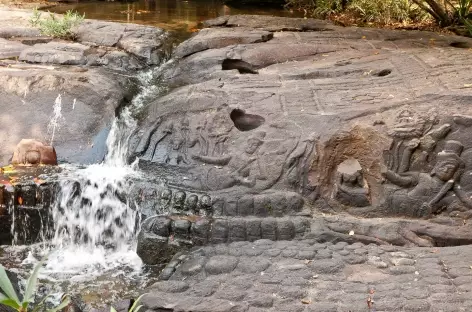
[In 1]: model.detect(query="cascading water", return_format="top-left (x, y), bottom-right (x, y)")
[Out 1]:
top-left (32, 69), bottom-right (166, 281)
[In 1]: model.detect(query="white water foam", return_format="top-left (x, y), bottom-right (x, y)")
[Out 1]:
top-left (47, 94), bottom-right (63, 146)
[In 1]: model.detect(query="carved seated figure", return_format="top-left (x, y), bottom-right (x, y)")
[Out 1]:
top-left (333, 158), bottom-right (370, 207)
top-left (382, 140), bottom-right (464, 218)
top-left (192, 132), bottom-right (267, 190)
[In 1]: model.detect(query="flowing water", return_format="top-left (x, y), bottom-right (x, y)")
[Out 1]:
top-left (1, 2), bottom-right (301, 307)
top-left (0, 69), bottom-right (166, 307)
top-left (48, 0), bottom-right (302, 38)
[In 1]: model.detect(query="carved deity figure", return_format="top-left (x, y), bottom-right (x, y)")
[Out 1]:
top-left (382, 140), bottom-right (464, 217)
top-left (159, 189), bottom-right (172, 212)
top-left (199, 195), bottom-right (213, 216)
top-left (172, 191), bottom-right (186, 213)
top-left (184, 194), bottom-right (199, 214)
top-left (192, 132), bottom-right (267, 190)
top-left (334, 158), bottom-right (370, 207)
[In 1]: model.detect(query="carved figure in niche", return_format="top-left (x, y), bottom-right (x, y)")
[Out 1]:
top-left (206, 106), bottom-right (233, 156)
top-left (192, 132), bottom-right (267, 190)
top-left (333, 158), bottom-right (370, 207)
top-left (199, 195), bottom-right (212, 216)
top-left (172, 191), bottom-right (186, 213)
top-left (184, 194), bottom-right (199, 214)
top-left (382, 140), bottom-right (464, 218)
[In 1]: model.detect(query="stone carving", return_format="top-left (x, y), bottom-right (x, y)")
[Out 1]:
top-left (333, 158), bottom-right (370, 207)
top-left (192, 132), bottom-right (266, 190)
top-left (172, 191), bottom-right (186, 213)
top-left (184, 194), bottom-right (199, 214)
top-left (382, 140), bottom-right (464, 217)
top-left (11, 139), bottom-right (57, 166)
top-left (380, 111), bottom-right (472, 218)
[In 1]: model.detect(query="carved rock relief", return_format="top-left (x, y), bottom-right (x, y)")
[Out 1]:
top-left (131, 106), bottom-right (319, 198)
top-left (380, 109), bottom-right (472, 218)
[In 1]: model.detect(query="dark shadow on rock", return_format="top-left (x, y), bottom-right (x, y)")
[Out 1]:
top-left (230, 109), bottom-right (265, 131)
top-left (222, 59), bottom-right (258, 74)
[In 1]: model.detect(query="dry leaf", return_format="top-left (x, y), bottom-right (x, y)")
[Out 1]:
top-left (301, 298), bottom-right (312, 304)
top-left (18, 197), bottom-right (23, 205)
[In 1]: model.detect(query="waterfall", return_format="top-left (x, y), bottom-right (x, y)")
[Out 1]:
top-left (37, 68), bottom-right (165, 279)
top-left (47, 94), bottom-right (63, 146)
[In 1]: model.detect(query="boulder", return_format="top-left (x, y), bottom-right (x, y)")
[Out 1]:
top-left (72, 20), bottom-right (169, 65)
top-left (0, 64), bottom-right (134, 165)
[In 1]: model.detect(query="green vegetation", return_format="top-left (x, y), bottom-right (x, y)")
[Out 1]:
top-left (30, 8), bottom-right (84, 39)
top-left (0, 260), bottom-right (70, 312)
top-left (285, 0), bottom-right (472, 33)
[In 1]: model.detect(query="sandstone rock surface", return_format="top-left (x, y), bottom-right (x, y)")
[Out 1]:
top-left (0, 7), bottom-right (168, 165)
top-left (132, 15), bottom-right (472, 253)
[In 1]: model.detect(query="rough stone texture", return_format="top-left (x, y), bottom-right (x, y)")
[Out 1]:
top-left (174, 28), bottom-right (273, 58)
top-left (72, 19), bottom-right (168, 65)
top-left (0, 7), bottom-right (170, 165)
top-left (136, 215), bottom-right (310, 264)
top-left (143, 240), bottom-right (472, 312)
top-left (0, 38), bottom-right (28, 59)
top-left (133, 15), bottom-right (472, 249)
top-left (19, 42), bottom-right (89, 65)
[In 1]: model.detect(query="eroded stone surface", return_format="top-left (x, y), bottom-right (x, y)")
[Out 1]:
top-left (142, 240), bottom-right (472, 312)
top-left (132, 15), bottom-right (472, 248)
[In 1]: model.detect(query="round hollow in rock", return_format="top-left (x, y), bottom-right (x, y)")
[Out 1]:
top-left (230, 109), bottom-right (265, 132)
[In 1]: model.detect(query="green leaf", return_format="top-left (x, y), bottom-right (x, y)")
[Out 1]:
top-left (32, 294), bottom-right (54, 312)
top-left (0, 265), bottom-right (20, 304)
top-left (0, 298), bottom-right (21, 309)
top-left (110, 307), bottom-right (117, 312)
top-left (133, 305), bottom-right (143, 312)
top-left (129, 295), bottom-right (145, 312)
top-left (24, 260), bottom-right (44, 303)
top-left (46, 295), bottom-right (70, 312)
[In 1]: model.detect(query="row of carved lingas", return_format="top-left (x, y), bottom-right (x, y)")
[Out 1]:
top-left (149, 188), bottom-right (306, 218)
top-left (137, 215), bottom-right (311, 264)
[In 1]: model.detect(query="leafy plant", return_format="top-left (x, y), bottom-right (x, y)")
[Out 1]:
top-left (110, 295), bottom-right (144, 312)
top-left (349, 0), bottom-right (426, 24)
top-left (29, 8), bottom-right (84, 39)
top-left (411, 0), bottom-right (472, 27)
top-left (0, 261), bottom-right (70, 312)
